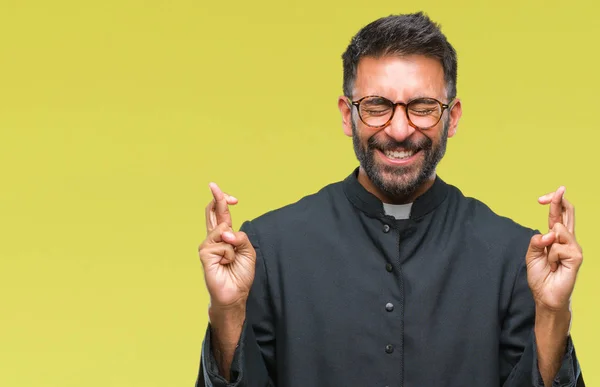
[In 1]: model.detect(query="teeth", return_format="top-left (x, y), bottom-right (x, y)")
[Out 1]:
top-left (385, 150), bottom-right (415, 159)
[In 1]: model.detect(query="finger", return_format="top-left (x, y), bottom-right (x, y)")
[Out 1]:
top-left (204, 222), bottom-right (231, 244)
top-left (199, 241), bottom-right (237, 266)
top-left (547, 242), bottom-right (581, 271)
top-left (209, 182), bottom-right (233, 228)
top-left (538, 191), bottom-right (556, 204)
top-left (205, 194), bottom-right (238, 234)
top-left (551, 223), bottom-right (577, 246)
top-left (224, 193), bottom-right (238, 205)
top-left (538, 187), bottom-right (564, 204)
top-left (562, 197), bottom-right (575, 235)
top-left (546, 235), bottom-right (569, 272)
top-left (205, 199), bottom-right (217, 232)
top-left (527, 232), bottom-right (556, 254)
top-left (548, 186), bottom-right (566, 230)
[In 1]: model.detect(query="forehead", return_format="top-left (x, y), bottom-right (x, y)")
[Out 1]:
top-left (353, 55), bottom-right (446, 101)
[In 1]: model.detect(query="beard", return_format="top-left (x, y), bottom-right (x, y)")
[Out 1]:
top-left (352, 119), bottom-right (448, 201)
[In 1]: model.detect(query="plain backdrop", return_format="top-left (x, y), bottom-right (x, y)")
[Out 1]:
top-left (1, 1), bottom-right (598, 386)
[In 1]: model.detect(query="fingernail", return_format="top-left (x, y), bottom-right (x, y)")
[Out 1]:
top-left (223, 231), bottom-right (234, 239)
top-left (229, 196), bottom-right (238, 201)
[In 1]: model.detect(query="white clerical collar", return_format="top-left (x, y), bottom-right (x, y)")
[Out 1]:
top-left (382, 202), bottom-right (413, 220)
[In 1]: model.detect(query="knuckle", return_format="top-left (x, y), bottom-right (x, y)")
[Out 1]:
top-left (207, 230), bottom-right (218, 240)
top-left (553, 223), bottom-right (567, 232)
top-left (198, 246), bottom-right (208, 259)
top-left (198, 238), bottom-right (209, 251)
top-left (239, 231), bottom-right (251, 243)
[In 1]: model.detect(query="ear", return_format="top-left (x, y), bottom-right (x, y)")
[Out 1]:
top-left (447, 98), bottom-right (462, 138)
top-left (338, 96), bottom-right (353, 137)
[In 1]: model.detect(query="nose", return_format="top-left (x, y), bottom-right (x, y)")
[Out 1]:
top-left (383, 105), bottom-right (416, 142)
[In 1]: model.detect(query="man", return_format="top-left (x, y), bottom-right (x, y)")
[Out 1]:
top-left (196, 12), bottom-right (584, 387)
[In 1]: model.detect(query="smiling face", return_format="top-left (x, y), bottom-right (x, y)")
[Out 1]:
top-left (338, 55), bottom-right (462, 203)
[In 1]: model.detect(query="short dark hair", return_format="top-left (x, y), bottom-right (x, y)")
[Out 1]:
top-left (342, 12), bottom-right (457, 100)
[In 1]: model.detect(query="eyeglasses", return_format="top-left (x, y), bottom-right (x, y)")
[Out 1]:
top-left (348, 95), bottom-right (453, 130)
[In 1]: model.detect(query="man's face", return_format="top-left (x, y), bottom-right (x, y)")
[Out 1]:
top-left (338, 55), bottom-right (462, 200)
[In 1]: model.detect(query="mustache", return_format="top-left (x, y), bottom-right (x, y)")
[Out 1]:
top-left (367, 133), bottom-right (432, 152)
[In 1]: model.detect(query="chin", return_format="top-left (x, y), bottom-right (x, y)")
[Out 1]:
top-left (380, 162), bottom-right (421, 183)
top-left (373, 167), bottom-right (423, 198)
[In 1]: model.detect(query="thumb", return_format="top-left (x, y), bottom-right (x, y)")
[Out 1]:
top-left (222, 231), bottom-right (254, 251)
top-left (528, 232), bottom-right (555, 254)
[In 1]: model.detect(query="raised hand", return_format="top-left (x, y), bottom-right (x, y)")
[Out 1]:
top-left (526, 186), bottom-right (583, 311)
top-left (199, 182), bottom-right (257, 309)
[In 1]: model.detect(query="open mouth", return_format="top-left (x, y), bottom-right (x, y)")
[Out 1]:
top-left (377, 148), bottom-right (422, 165)
top-left (384, 149), bottom-right (416, 160)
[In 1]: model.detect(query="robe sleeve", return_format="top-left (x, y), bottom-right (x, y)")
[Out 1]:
top-left (499, 240), bottom-right (583, 387)
top-left (196, 221), bottom-right (277, 387)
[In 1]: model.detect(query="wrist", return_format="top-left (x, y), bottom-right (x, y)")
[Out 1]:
top-left (209, 300), bottom-right (246, 344)
top-left (535, 305), bottom-right (571, 337)
top-left (209, 297), bottom-right (247, 321)
top-left (535, 302), bottom-right (571, 320)
top-left (208, 301), bottom-right (246, 382)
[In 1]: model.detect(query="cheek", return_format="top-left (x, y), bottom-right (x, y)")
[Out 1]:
top-left (353, 117), bottom-right (399, 147)
top-left (428, 134), bottom-right (442, 150)
top-left (427, 121), bottom-right (448, 144)
top-left (351, 117), bottom-right (368, 141)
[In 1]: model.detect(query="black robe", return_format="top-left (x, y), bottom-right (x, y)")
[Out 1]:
top-left (198, 168), bottom-right (583, 387)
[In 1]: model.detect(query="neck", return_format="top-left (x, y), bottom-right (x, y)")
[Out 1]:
top-left (357, 167), bottom-right (436, 205)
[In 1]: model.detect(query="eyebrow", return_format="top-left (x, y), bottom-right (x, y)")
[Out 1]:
top-left (362, 95), bottom-right (444, 103)
top-left (407, 95), bottom-right (441, 102)
top-left (367, 96), bottom-right (391, 102)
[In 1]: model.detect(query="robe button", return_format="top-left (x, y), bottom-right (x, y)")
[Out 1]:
top-left (385, 263), bottom-right (393, 272)
top-left (383, 224), bottom-right (391, 233)
top-left (385, 303), bottom-right (394, 312)
top-left (385, 344), bottom-right (394, 354)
